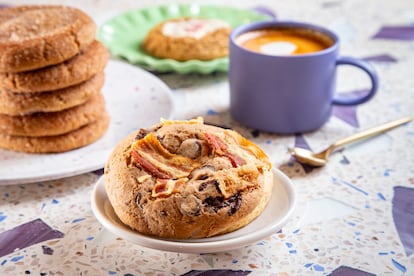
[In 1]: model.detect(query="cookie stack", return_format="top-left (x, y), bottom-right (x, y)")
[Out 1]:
top-left (0, 5), bottom-right (110, 153)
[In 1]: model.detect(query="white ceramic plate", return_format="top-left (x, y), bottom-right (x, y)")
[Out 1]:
top-left (0, 60), bottom-right (174, 185)
top-left (91, 169), bottom-right (296, 254)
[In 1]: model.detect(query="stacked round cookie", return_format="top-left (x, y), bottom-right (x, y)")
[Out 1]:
top-left (0, 5), bottom-right (110, 153)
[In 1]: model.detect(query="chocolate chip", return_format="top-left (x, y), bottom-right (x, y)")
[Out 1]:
top-left (227, 193), bottom-right (242, 216)
top-left (202, 192), bottom-right (242, 216)
top-left (134, 129), bottom-right (149, 140)
top-left (203, 196), bottom-right (225, 211)
top-left (160, 210), bottom-right (168, 217)
top-left (198, 182), bottom-right (208, 191)
top-left (197, 174), bottom-right (209, 181)
top-left (198, 179), bottom-right (221, 193)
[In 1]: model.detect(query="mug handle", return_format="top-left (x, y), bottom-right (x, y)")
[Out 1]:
top-left (332, 56), bottom-right (379, 105)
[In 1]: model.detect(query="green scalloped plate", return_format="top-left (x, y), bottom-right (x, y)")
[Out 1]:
top-left (97, 4), bottom-right (271, 74)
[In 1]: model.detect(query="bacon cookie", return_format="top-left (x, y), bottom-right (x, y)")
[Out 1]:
top-left (104, 117), bottom-right (273, 239)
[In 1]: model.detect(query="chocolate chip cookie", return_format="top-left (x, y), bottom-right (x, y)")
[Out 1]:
top-left (105, 117), bottom-right (273, 239)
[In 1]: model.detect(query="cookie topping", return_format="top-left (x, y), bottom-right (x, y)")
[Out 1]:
top-left (204, 132), bottom-right (246, 167)
top-left (131, 132), bottom-right (201, 179)
top-left (160, 117), bottom-right (204, 126)
top-left (130, 118), bottom-right (272, 200)
top-left (152, 177), bottom-right (188, 198)
top-left (162, 18), bottom-right (230, 40)
top-left (130, 150), bottom-right (171, 179)
top-left (214, 164), bottom-right (260, 198)
top-left (202, 192), bottom-right (242, 216)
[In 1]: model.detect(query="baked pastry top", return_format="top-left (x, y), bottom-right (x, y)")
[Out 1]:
top-left (0, 5), bottom-right (96, 73)
top-left (105, 117), bottom-right (273, 239)
top-left (142, 17), bottom-right (231, 61)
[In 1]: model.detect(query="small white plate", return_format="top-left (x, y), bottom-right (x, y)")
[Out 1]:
top-left (0, 60), bottom-right (174, 185)
top-left (91, 169), bottom-right (296, 254)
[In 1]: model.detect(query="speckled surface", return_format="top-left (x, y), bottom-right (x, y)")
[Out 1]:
top-left (1, 0), bottom-right (414, 275)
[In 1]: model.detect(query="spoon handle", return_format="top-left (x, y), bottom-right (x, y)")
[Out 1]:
top-left (331, 116), bottom-right (412, 150)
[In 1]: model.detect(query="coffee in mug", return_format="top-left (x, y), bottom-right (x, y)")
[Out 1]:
top-left (229, 21), bottom-right (379, 134)
top-left (235, 27), bottom-right (334, 55)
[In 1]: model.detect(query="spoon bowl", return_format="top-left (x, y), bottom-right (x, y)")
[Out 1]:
top-left (288, 147), bottom-right (330, 167)
top-left (289, 116), bottom-right (412, 167)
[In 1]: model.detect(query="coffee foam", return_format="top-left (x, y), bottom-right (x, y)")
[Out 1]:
top-left (260, 42), bottom-right (297, 55)
top-left (236, 26), bottom-right (335, 55)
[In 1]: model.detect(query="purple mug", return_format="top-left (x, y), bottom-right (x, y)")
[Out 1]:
top-left (229, 21), bottom-right (378, 134)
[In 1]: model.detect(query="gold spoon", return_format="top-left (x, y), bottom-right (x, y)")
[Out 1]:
top-left (289, 116), bottom-right (412, 167)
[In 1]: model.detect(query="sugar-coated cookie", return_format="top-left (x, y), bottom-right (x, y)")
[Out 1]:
top-left (0, 72), bottom-right (104, 116)
top-left (143, 18), bottom-right (231, 61)
top-left (0, 5), bottom-right (96, 73)
top-left (0, 40), bottom-right (109, 93)
top-left (0, 112), bottom-right (109, 153)
top-left (105, 117), bottom-right (273, 239)
top-left (0, 92), bottom-right (106, 137)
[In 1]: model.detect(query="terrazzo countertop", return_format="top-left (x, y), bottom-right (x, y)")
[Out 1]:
top-left (1, 0), bottom-right (414, 275)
